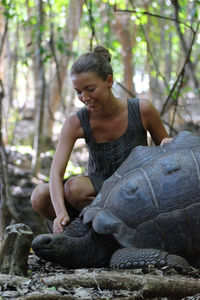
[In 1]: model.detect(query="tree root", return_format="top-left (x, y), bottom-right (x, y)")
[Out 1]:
top-left (1, 270), bottom-right (200, 299)
top-left (42, 270), bottom-right (200, 298)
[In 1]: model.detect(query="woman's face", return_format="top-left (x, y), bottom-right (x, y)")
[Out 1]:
top-left (71, 72), bottom-right (113, 112)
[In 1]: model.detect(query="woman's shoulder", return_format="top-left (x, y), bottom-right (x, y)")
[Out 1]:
top-left (138, 98), bottom-right (153, 112)
top-left (127, 98), bottom-right (156, 131)
top-left (62, 112), bottom-right (84, 139)
top-left (128, 97), bottom-right (151, 107)
top-left (65, 112), bottom-right (80, 124)
top-left (135, 99), bottom-right (160, 122)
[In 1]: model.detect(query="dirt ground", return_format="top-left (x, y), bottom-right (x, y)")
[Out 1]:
top-left (1, 253), bottom-right (200, 300)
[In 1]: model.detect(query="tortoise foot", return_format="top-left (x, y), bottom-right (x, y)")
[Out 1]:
top-left (110, 248), bottom-right (191, 274)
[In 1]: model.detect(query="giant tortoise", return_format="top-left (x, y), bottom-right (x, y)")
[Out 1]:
top-left (32, 131), bottom-right (200, 272)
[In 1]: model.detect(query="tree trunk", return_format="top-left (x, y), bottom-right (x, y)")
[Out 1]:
top-left (6, 22), bottom-right (19, 110)
top-left (0, 80), bottom-right (7, 243)
top-left (112, 12), bottom-right (136, 97)
top-left (32, 0), bottom-right (46, 174)
top-left (44, 0), bottom-right (85, 142)
top-left (0, 3), bottom-right (8, 90)
top-left (0, 223), bottom-right (33, 276)
top-left (0, 4), bottom-right (8, 243)
top-left (0, 6), bottom-right (20, 241)
top-left (160, 0), bottom-right (172, 82)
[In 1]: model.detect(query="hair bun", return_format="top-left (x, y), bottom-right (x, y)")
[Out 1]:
top-left (93, 45), bottom-right (111, 62)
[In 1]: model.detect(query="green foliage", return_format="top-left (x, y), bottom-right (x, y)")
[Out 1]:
top-left (6, 0), bottom-right (198, 90)
top-left (2, 0), bottom-right (200, 153)
top-left (7, 109), bottom-right (22, 144)
top-left (15, 145), bottom-right (33, 154)
top-left (49, 286), bottom-right (56, 291)
top-left (41, 160), bottom-right (84, 183)
top-left (27, 269), bottom-right (32, 275)
top-left (64, 161), bottom-right (84, 178)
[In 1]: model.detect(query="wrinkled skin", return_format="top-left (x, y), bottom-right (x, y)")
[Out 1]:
top-left (32, 218), bottom-right (119, 269)
top-left (32, 218), bottom-right (190, 273)
top-left (32, 131), bottom-right (200, 273)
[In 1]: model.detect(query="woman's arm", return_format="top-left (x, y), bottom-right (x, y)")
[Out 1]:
top-left (49, 113), bottom-right (84, 233)
top-left (139, 99), bottom-right (169, 145)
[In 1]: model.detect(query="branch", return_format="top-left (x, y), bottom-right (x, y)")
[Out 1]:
top-left (139, 21), bottom-right (170, 92)
top-left (160, 21), bottom-right (200, 116)
top-left (114, 1), bottom-right (199, 117)
top-left (172, 0), bottom-right (199, 90)
top-left (0, 79), bottom-right (5, 99)
top-left (47, 0), bottom-right (62, 94)
top-left (85, 0), bottom-right (98, 51)
top-left (114, 2), bottom-right (195, 34)
top-left (169, 71), bottom-right (184, 135)
top-left (127, 1), bottom-right (170, 92)
top-left (163, 120), bottom-right (179, 134)
top-left (0, 1), bottom-right (11, 56)
top-left (115, 81), bottom-right (135, 98)
top-left (0, 22), bottom-right (8, 57)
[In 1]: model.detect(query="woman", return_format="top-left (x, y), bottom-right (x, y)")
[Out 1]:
top-left (31, 45), bottom-right (169, 234)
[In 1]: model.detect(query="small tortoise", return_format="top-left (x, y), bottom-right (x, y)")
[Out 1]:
top-left (32, 131), bottom-right (200, 272)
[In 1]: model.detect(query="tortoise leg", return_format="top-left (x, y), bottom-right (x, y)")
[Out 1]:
top-left (63, 217), bottom-right (91, 237)
top-left (92, 209), bottom-right (136, 247)
top-left (110, 247), bottom-right (191, 274)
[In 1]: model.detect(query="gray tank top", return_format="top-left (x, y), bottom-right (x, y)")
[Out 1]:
top-left (77, 98), bottom-right (147, 179)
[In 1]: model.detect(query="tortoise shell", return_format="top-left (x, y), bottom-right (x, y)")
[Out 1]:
top-left (81, 131), bottom-right (200, 258)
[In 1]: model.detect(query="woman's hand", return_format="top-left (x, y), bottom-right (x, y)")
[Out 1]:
top-left (160, 137), bottom-right (173, 145)
top-left (53, 214), bottom-right (70, 234)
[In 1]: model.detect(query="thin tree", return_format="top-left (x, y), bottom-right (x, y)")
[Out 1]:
top-left (0, 2), bottom-right (9, 241)
top-left (32, 0), bottom-right (46, 174)
top-left (0, 79), bottom-right (6, 242)
top-left (43, 0), bottom-right (85, 142)
top-left (0, 18), bottom-right (20, 242)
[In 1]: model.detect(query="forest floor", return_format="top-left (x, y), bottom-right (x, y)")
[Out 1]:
top-left (1, 148), bottom-right (200, 299)
top-left (1, 254), bottom-right (200, 299)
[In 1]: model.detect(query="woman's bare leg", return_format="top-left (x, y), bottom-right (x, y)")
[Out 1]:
top-left (31, 183), bottom-right (56, 220)
top-left (64, 176), bottom-right (96, 212)
top-left (31, 176), bottom-right (97, 221)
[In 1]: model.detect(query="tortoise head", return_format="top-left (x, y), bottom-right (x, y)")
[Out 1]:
top-left (32, 228), bottom-right (119, 269)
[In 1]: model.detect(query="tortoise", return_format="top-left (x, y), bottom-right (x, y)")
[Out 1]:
top-left (32, 131), bottom-right (200, 272)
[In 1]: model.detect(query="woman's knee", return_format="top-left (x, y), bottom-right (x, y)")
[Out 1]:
top-left (64, 177), bottom-right (79, 204)
top-left (64, 177), bottom-right (95, 210)
top-left (31, 184), bottom-right (50, 212)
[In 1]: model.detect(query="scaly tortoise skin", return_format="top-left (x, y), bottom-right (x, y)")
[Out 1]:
top-left (32, 131), bottom-right (200, 273)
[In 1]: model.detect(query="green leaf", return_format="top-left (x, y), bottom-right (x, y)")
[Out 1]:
top-left (49, 286), bottom-right (56, 291)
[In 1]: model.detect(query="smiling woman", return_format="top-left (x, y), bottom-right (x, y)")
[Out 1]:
top-left (71, 72), bottom-right (113, 113)
top-left (31, 45), bottom-right (169, 234)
